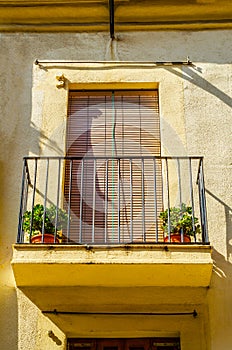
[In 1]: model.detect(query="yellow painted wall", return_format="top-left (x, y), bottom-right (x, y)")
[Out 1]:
top-left (0, 30), bottom-right (231, 349)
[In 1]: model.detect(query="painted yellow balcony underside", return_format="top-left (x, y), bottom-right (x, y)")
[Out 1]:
top-left (12, 244), bottom-right (212, 288)
top-left (0, 0), bottom-right (232, 31)
top-left (12, 244), bottom-right (212, 336)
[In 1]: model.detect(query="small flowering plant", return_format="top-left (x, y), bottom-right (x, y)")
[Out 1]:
top-left (22, 204), bottom-right (68, 237)
top-left (159, 203), bottom-right (201, 237)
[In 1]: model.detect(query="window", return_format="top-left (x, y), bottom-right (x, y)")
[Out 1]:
top-left (64, 90), bottom-right (163, 244)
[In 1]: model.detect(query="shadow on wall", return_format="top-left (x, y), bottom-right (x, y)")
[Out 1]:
top-left (207, 192), bottom-right (232, 348)
top-left (30, 121), bottom-right (63, 155)
top-left (206, 189), bottom-right (232, 261)
top-left (208, 247), bottom-right (232, 348)
top-left (211, 249), bottom-right (232, 280)
top-left (37, 62), bottom-right (232, 110)
top-left (168, 65), bottom-right (232, 109)
top-left (0, 287), bottom-right (18, 349)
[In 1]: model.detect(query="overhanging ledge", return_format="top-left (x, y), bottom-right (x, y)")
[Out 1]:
top-left (0, 0), bottom-right (232, 32)
top-left (12, 244), bottom-right (213, 288)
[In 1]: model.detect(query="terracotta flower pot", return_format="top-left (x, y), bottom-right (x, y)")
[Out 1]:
top-left (31, 233), bottom-right (59, 243)
top-left (164, 234), bottom-right (191, 243)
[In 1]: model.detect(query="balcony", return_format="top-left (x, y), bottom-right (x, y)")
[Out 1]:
top-left (12, 156), bottom-right (212, 295)
top-left (12, 155), bottom-right (212, 333)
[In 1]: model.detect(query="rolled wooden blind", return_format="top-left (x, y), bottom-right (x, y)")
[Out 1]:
top-left (65, 90), bottom-right (163, 243)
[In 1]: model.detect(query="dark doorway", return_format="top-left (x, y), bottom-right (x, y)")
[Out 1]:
top-left (67, 338), bottom-right (180, 350)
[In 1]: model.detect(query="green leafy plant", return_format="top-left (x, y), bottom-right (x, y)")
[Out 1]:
top-left (159, 203), bottom-right (201, 237)
top-left (22, 204), bottom-right (68, 237)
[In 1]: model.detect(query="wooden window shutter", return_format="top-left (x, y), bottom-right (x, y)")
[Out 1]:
top-left (65, 90), bottom-right (163, 243)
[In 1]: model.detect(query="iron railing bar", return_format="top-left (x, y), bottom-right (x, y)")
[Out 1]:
top-left (165, 158), bottom-right (171, 241)
top-left (42, 158), bottom-right (49, 242)
top-left (197, 159), bottom-right (208, 243)
top-left (189, 158), bottom-right (196, 242)
top-left (177, 158), bottom-right (182, 206)
top-left (29, 159), bottom-right (38, 241)
top-left (79, 158), bottom-right (84, 244)
top-left (104, 159), bottom-right (108, 243)
top-left (23, 177), bottom-right (29, 240)
top-left (177, 158), bottom-right (183, 242)
top-left (24, 177), bottom-right (29, 209)
top-left (118, 160), bottom-right (129, 240)
top-left (196, 156), bottom-right (204, 184)
top-left (17, 159), bottom-right (27, 243)
top-left (200, 160), bottom-right (209, 243)
top-left (142, 158), bottom-right (145, 241)
top-left (54, 159), bottom-right (61, 241)
top-left (201, 191), bottom-right (207, 243)
top-left (198, 175), bottom-right (205, 242)
top-left (24, 159), bottom-right (31, 234)
top-left (130, 159), bottom-right (133, 241)
top-left (153, 158), bottom-right (158, 242)
top-left (197, 159), bottom-right (203, 239)
top-left (117, 158), bottom-right (120, 242)
top-left (67, 159), bottom-right (73, 241)
top-left (92, 159), bottom-right (96, 243)
top-left (24, 158), bottom-right (32, 186)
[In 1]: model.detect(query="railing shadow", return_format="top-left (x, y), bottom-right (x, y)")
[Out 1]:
top-left (205, 188), bottom-right (232, 261)
top-left (167, 65), bottom-right (232, 109)
top-left (30, 121), bottom-right (64, 155)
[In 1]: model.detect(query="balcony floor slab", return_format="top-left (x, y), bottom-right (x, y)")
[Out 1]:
top-left (12, 244), bottom-right (212, 288)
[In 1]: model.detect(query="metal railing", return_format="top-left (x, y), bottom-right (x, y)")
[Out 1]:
top-left (17, 156), bottom-right (209, 244)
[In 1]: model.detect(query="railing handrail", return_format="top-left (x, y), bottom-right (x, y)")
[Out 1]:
top-left (23, 155), bottom-right (204, 160)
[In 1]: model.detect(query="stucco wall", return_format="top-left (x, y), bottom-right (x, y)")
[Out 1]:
top-left (0, 31), bottom-right (231, 349)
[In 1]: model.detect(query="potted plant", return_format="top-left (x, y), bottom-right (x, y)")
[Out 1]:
top-left (22, 204), bottom-right (68, 243)
top-left (159, 203), bottom-right (201, 242)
